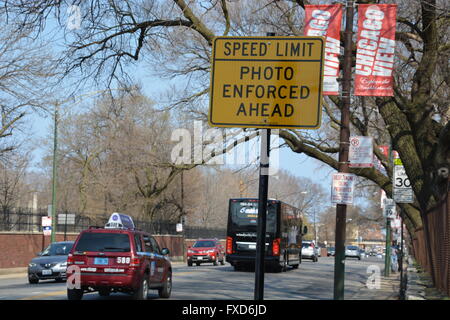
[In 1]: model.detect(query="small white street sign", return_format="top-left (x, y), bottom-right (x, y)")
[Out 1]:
top-left (349, 136), bottom-right (374, 168)
top-left (331, 173), bottom-right (355, 205)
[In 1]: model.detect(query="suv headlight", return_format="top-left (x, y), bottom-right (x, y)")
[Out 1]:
top-left (187, 249), bottom-right (194, 254)
top-left (28, 263), bottom-right (36, 268)
top-left (206, 250), bottom-right (215, 253)
top-left (59, 262), bottom-right (67, 267)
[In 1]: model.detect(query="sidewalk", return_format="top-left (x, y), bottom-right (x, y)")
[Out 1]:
top-left (350, 272), bottom-right (400, 300)
top-left (405, 259), bottom-right (449, 300)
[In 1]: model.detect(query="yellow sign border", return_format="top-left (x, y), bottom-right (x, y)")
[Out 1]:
top-left (208, 36), bottom-right (325, 129)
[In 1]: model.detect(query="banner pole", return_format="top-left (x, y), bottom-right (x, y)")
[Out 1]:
top-left (333, 0), bottom-right (354, 301)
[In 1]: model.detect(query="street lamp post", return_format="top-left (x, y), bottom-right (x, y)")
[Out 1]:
top-left (50, 103), bottom-right (59, 244)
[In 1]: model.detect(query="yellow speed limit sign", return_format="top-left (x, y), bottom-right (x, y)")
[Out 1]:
top-left (208, 36), bottom-right (325, 129)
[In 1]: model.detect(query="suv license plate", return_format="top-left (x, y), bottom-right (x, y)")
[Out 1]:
top-left (94, 257), bottom-right (109, 265)
top-left (42, 269), bottom-right (52, 276)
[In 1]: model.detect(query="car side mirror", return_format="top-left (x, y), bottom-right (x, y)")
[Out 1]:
top-left (161, 248), bottom-right (170, 256)
top-left (303, 226), bottom-right (308, 235)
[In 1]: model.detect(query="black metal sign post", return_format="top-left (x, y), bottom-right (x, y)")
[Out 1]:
top-left (254, 128), bottom-right (271, 300)
top-left (400, 207), bottom-right (405, 299)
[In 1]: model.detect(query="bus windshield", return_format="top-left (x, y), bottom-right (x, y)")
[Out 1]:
top-left (229, 201), bottom-right (277, 233)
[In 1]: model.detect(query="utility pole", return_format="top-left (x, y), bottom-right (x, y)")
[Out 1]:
top-left (333, 0), bottom-right (354, 300)
top-left (50, 103), bottom-right (59, 244)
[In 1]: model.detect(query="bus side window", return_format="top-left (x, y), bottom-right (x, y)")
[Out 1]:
top-left (288, 225), bottom-right (299, 245)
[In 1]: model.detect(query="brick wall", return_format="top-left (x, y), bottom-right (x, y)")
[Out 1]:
top-left (0, 232), bottom-right (222, 269)
top-left (0, 232), bottom-right (78, 269)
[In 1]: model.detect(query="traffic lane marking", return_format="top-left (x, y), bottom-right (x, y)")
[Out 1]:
top-left (19, 290), bottom-right (67, 300)
top-left (16, 270), bottom-right (209, 300)
top-left (15, 266), bottom-right (225, 300)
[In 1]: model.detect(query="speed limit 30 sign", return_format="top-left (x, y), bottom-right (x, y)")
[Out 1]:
top-left (393, 165), bottom-right (414, 203)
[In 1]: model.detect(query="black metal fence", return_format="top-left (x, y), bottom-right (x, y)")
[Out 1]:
top-left (0, 208), bottom-right (226, 239)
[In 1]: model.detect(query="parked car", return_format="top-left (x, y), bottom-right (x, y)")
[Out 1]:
top-left (187, 239), bottom-right (225, 266)
top-left (327, 247), bottom-right (335, 256)
top-left (28, 241), bottom-right (74, 284)
top-left (301, 241), bottom-right (318, 262)
top-left (66, 213), bottom-right (172, 300)
top-left (345, 245), bottom-right (361, 260)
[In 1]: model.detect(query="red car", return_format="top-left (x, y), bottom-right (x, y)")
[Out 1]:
top-left (187, 239), bottom-right (225, 266)
top-left (66, 213), bottom-right (172, 300)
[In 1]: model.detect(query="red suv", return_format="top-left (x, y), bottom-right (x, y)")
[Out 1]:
top-left (187, 239), bottom-right (225, 266)
top-left (67, 225), bottom-right (172, 300)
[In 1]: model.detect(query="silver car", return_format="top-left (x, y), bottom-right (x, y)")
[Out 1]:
top-left (301, 241), bottom-right (318, 262)
top-left (28, 241), bottom-right (74, 284)
top-left (345, 245), bottom-right (361, 260)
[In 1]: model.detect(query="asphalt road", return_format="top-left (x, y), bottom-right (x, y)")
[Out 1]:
top-left (0, 256), bottom-right (387, 300)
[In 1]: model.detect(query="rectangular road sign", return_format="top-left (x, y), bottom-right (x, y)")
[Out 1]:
top-left (58, 213), bottom-right (76, 225)
top-left (209, 36), bottom-right (325, 129)
top-left (393, 165), bottom-right (414, 203)
top-left (331, 173), bottom-right (355, 205)
top-left (41, 216), bottom-right (52, 227)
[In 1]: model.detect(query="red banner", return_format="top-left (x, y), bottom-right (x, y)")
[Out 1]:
top-left (304, 4), bottom-right (342, 96)
top-left (355, 4), bottom-right (397, 96)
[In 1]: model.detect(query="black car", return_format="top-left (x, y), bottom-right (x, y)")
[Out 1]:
top-left (28, 241), bottom-right (74, 283)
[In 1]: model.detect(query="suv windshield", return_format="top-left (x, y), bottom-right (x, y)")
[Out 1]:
top-left (193, 241), bottom-right (216, 248)
top-left (347, 246), bottom-right (358, 250)
top-left (302, 243), bottom-right (312, 248)
top-left (41, 242), bottom-right (73, 256)
top-left (75, 233), bottom-right (131, 252)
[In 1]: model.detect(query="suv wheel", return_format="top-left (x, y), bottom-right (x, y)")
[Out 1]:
top-left (67, 288), bottom-right (83, 300)
top-left (187, 261), bottom-right (193, 267)
top-left (158, 271), bottom-right (172, 298)
top-left (133, 277), bottom-right (149, 300)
